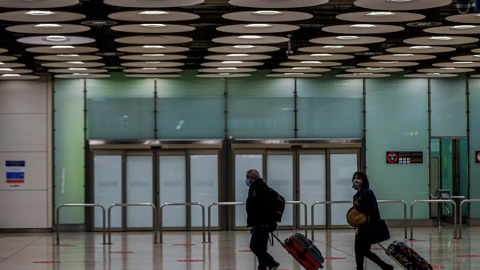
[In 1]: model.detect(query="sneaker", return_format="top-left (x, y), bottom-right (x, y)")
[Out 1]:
top-left (269, 261), bottom-right (280, 270)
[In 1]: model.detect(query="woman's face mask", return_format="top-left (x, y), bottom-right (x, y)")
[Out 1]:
top-left (352, 179), bottom-right (363, 189)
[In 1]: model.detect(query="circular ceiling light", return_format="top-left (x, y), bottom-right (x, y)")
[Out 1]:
top-left (43, 35), bottom-right (68, 42)
top-left (0, 0), bottom-right (78, 8)
top-left (223, 10), bottom-right (312, 22)
top-left (18, 35), bottom-right (94, 45)
top-left (108, 10), bottom-right (199, 22)
top-left (25, 10), bottom-right (55, 16)
top-left (253, 11), bottom-right (283, 16)
top-left (104, 0), bottom-right (204, 8)
top-left (229, 0), bottom-right (328, 9)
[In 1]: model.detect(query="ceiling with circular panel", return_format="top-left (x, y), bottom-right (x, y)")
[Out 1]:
top-left (0, 0), bottom-right (477, 79)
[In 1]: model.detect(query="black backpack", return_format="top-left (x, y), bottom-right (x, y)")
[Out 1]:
top-left (269, 188), bottom-right (286, 223)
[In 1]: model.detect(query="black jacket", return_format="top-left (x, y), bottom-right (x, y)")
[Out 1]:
top-left (353, 187), bottom-right (381, 235)
top-left (246, 178), bottom-right (276, 229)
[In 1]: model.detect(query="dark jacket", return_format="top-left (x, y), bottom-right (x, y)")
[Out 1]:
top-left (246, 178), bottom-right (276, 229)
top-left (353, 187), bottom-right (381, 235)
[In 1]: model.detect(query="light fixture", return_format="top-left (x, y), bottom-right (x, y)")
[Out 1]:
top-left (143, 68), bottom-right (159, 70)
top-left (409, 46), bottom-right (432, 49)
top-left (140, 24), bottom-right (167, 28)
top-left (58, 54), bottom-right (79, 57)
top-left (366, 12), bottom-right (395, 16)
top-left (474, 55), bottom-right (480, 58)
top-left (349, 24), bottom-right (377, 28)
top-left (139, 11), bottom-right (170, 15)
top-left (221, 61), bottom-right (243, 64)
top-left (429, 36), bottom-right (454, 41)
top-left (387, 0), bottom-right (412, 2)
top-left (451, 25), bottom-right (477, 30)
top-left (25, 10), bottom-right (55, 16)
top-left (292, 67), bottom-right (311, 70)
top-left (311, 54), bottom-right (332, 57)
top-left (34, 24), bottom-right (62, 28)
top-left (227, 54), bottom-right (249, 57)
top-left (427, 73), bottom-right (441, 75)
top-left (142, 45), bottom-right (165, 49)
top-left (244, 24), bottom-right (272, 28)
top-left (45, 36), bottom-right (68, 42)
top-left (67, 61), bottom-right (84, 64)
top-left (218, 67), bottom-right (238, 70)
top-left (145, 61), bottom-right (161, 64)
top-left (219, 73), bottom-right (230, 75)
top-left (238, 35), bottom-right (263, 39)
top-left (1, 74), bottom-right (20, 77)
top-left (367, 67), bottom-right (384, 70)
top-left (323, 46), bottom-right (345, 49)
top-left (454, 61), bottom-right (474, 64)
top-left (51, 46), bottom-right (74, 49)
top-left (300, 61), bottom-right (322, 64)
top-left (68, 68), bottom-right (87, 70)
top-left (0, 68), bottom-right (13, 71)
top-left (234, 45), bottom-right (256, 49)
top-left (253, 11), bottom-right (283, 16)
top-left (285, 73), bottom-right (304, 75)
top-left (393, 54), bottom-right (414, 57)
top-left (379, 61), bottom-right (399, 64)
top-left (73, 73), bottom-right (89, 76)
top-left (440, 67), bottom-right (455, 70)
top-left (142, 54), bottom-right (165, 56)
top-left (357, 73), bottom-right (374, 75)
top-left (336, 36), bottom-right (359, 40)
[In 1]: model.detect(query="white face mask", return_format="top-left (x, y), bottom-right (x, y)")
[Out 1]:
top-left (352, 179), bottom-right (363, 189)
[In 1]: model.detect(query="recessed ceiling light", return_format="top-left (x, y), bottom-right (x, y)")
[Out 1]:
top-left (68, 68), bottom-right (87, 71)
top-left (409, 46), bottom-right (432, 49)
top-left (440, 67), bottom-right (455, 70)
top-left (427, 73), bottom-right (441, 75)
top-left (73, 73), bottom-right (89, 76)
top-left (366, 12), bottom-right (395, 16)
top-left (244, 24), bottom-right (272, 28)
top-left (349, 24), bottom-right (377, 28)
top-left (34, 24), bottom-right (62, 28)
top-left (140, 24), bottom-right (167, 28)
top-left (379, 61), bottom-right (398, 64)
top-left (227, 54), bottom-right (249, 57)
top-left (451, 25), bottom-right (477, 30)
top-left (0, 68), bottom-right (14, 71)
top-left (300, 61), bottom-right (322, 64)
top-left (219, 73), bottom-right (230, 75)
top-left (0, 62), bottom-right (4, 65)
top-left (323, 46), bottom-right (345, 49)
top-left (357, 73), bottom-right (374, 75)
top-left (143, 68), bottom-right (158, 70)
top-left (67, 61), bottom-right (84, 64)
top-left (142, 54), bottom-right (165, 57)
top-left (292, 67), bottom-right (311, 70)
top-left (253, 11), bottom-right (283, 16)
top-left (393, 54), bottom-right (414, 57)
top-left (145, 61), bottom-right (161, 64)
top-left (51, 46), bottom-right (75, 49)
top-left (386, 0), bottom-right (412, 2)
top-left (58, 54), bottom-right (79, 57)
top-left (336, 36), bottom-right (359, 40)
top-left (454, 61), bottom-right (474, 64)
top-left (311, 54), bottom-right (332, 57)
top-left (218, 67), bottom-right (238, 70)
top-left (285, 73), bottom-right (303, 75)
top-left (139, 11), bottom-right (170, 15)
top-left (429, 36), bottom-right (454, 41)
top-left (474, 55), bottom-right (480, 58)
top-left (142, 45), bottom-right (165, 49)
top-left (44, 36), bottom-right (68, 42)
top-left (1, 74), bottom-right (20, 77)
top-left (221, 61), bottom-right (243, 64)
top-left (367, 67), bottom-right (383, 70)
top-left (233, 45), bottom-right (256, 49)
top-left (25, 10), bottom-right (55, 16)
top-left (238, 35), bottom-right (263, 39)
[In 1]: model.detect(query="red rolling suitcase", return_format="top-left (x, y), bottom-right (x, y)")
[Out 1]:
top-left (378, 241), bottom-right (433, 270)
top-left (272, 233), bottom-right (324, 270)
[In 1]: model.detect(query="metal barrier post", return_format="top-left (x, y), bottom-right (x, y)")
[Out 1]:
top-left (377, 200), bottom-right (408, 240)
top-left (207, 202), bottom-right (246, 243)
top-left (107, 203), bottom-right (157, 244)
top-left (459, 199), bottom-right (480, 239)
top-left (159, 202), bottom-right (205, 244)
top-left (56, 203), bottom-right (106, 245)
top-left (410, 199), bottom-right (457, 240)
top-left (310, 201), bottom-right (351, 241)
top-left (286, 201), bottom-right (308, 237)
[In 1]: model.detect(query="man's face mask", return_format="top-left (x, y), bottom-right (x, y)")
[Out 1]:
top-left (245, 179), bottom-right (251, 187)
top-left (352, 179), bottom-right (363, 189)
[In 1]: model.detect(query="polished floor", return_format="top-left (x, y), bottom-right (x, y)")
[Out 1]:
top-left (0, 225), bottom-right (477, 270)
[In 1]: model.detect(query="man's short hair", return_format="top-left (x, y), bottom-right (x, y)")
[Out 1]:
top-left (247, 169), bottom-right (260, 180)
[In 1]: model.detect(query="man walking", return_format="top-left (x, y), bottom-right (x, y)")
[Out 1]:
top-left (245, 169), bottom-right (280, 270)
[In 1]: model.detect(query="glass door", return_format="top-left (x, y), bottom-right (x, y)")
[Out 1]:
top-left (126, 151), bottom-right (153, 229)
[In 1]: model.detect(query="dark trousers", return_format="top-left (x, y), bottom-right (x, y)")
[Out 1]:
top-left (355, 233), bottom-right (388, 270)
top-left (250, 227), bottom-right (275, 270)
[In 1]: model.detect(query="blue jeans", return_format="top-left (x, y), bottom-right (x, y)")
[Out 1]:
top-left (250, 227), bottom-right (275, 270)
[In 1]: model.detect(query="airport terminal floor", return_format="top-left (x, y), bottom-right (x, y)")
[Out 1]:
top-left (0, 226), bottom-right (477, 270)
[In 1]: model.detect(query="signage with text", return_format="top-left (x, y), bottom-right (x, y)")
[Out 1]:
top-left (386, 152), bottom-right (423, 164)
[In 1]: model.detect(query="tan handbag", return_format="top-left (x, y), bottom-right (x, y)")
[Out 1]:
top-left (346, 197), bottom-right (369, 228)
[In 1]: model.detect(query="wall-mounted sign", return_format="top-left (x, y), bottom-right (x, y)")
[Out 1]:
top-left (6, 160), bottom-right (25, 188)
top-left (386, 152), bottom-right (423, 164)
top-left (476, 151), bottom-right (480, 163)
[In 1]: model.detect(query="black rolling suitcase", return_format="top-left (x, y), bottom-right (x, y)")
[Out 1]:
top-left (378, 240), bottom-right (433, 270)
top-left (272, 233), bottom-right (324, 270)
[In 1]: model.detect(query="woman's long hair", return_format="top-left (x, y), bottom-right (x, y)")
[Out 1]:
top-left (352, 171), bottom-right (370, 188)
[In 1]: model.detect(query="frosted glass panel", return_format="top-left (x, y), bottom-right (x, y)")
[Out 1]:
top-left (267, 155), bottom-right (294, 226)
top-left (234, 154), bottom-right (263, 227)
top-left (94, 155), bottom-right (122, 228)
top-left (366, 77), bottom-right (429, 219)
top-left (159, 156), bottom-right (186, 227)
top-left (297, 75), bottom-right (363, 138)
top-left (190, 155), bottom-right (218, 227)
top-left (127, 156), bottom-right (153, 228)
top-left (330, 154), bottom-right (357, 226)
top-left (430, 77), bottom-right (467, 137)
top-left (469, 79), bottom-right (480, 218)
top-left (299, 155), bottom-right (326, 226)
top-left (228, 71), bottom-right (294, 138)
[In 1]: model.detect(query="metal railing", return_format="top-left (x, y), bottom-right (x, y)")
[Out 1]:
top-left (377, 200), bottom-right (408, 240)
top-left (410, 199), bottom-right (457, 240)
top-left (107, 203), bottom-right (157, 244)
top-left (286, 200), bottom-right (308, 238)
top-left (159, 202), bottom-right (205, 244)
top-left (311, 200), bottom-right (351, 241)
top-left (458, 199), bottom-right (480, 239)
top-left (56, 203), bottom-right (106, 245)
top-left (207, 202), bottom-right (245, 243)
